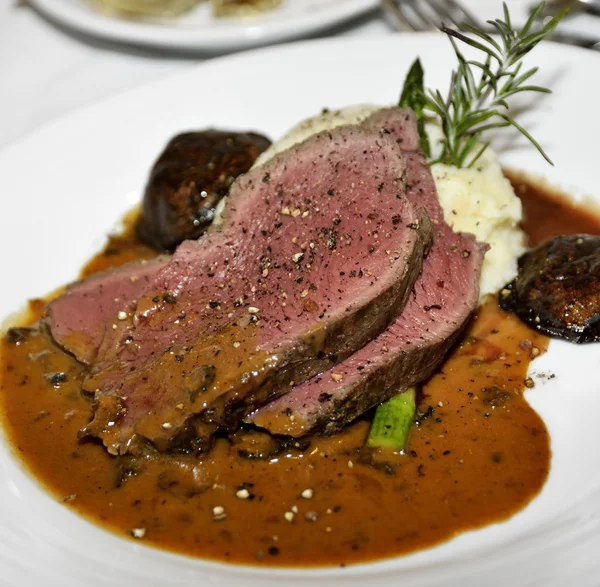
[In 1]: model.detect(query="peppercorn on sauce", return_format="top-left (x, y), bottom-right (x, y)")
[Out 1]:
top-left (1, 175), bottom-right (599, 567)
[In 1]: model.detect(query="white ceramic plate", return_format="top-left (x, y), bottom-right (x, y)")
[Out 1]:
top-left (28, 0), bottom-right (378, 52)
top-left (1, 34), bottom-right (600, 587)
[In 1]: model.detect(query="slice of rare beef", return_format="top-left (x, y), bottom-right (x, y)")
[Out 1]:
top-left (46, 256), bottom-right (169, 364)
top-left (78, 125), bottom-right (432, 454)
top-left (247, 114), bottom-right (486, 437)
top-left (47, 107), bottom-right (423, 369)
top-left (95, 109), bottom-right (423, 370)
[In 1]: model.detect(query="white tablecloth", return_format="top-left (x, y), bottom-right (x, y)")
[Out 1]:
top-left (2, 0), bottom-right (598, 151)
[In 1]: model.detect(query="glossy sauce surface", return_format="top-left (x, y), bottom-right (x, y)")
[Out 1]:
top-left (510, 172), bottom-right (600, 246)
top-left (0, 177), bottom-right (598, 567)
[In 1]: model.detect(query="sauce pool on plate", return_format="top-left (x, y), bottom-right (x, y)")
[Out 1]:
top-left (0, 175), bottom-right (599, 567)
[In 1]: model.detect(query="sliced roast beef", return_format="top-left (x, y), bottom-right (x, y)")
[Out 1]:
top-left (46, 256), bottom-right (169, 364)
top-left (361, 106), bottom-right (421, 152)
top-left (72, 125), bottom-right (432, 454)
top-left (97, 109), bottom-right (423, 370)
top-left (247, 114), bottom-right (486, 437)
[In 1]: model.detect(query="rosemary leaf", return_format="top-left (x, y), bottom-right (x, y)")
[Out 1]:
top-left (468, 142), bottom-right (490, 168)
top-left (418, 1), bottom-right (566, 168)
top-left (444, 28), bottom-right (502, 63)
top-left (497, 112), bottom-right (554, 165)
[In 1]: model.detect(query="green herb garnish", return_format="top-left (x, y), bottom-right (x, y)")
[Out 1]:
top-left (400, 1), bottom-right (567, 168)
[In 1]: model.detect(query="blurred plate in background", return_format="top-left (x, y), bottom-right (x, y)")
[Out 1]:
top-left (27, 0), bottom-right (378, 52)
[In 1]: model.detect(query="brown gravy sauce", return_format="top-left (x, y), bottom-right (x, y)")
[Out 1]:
top-left (0, 174), bottom-right (599, 567)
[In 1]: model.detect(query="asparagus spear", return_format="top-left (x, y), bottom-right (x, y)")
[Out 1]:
top-left (367, 387), bottom-right (417, 452)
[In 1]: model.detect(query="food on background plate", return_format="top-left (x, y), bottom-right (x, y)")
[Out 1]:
top-left (91, 0), bottom-right (200, 18)
top-left (4, 1), bottom-right (598, 567)
top-left (213, 0), bottom-right (283, 18)
top-left (90, 0), bottom-right (283, 19)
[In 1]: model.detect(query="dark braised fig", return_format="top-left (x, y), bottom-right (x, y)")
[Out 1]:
top-left (114, 455), bottom-right (141, 488)
top-left (5, 327), bottom-right (35, 345)
top-left (500, 235), bottom-right (600, 343)
top-left (137, 130), bottom-right (271, 251)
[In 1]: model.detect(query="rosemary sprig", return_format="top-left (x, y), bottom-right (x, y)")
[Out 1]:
top-left (400, 1), bottom-right (567, 168)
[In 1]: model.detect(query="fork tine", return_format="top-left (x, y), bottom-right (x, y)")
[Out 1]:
top-left (380, 0), bottom-right (417, 31)
top-left (381, 0), bottom-right (600, 48)
top-left (443, 0), bottom-right (484, 29)
top-left (380, 0), bottom-right (482, 33)
top-left (381, 0), bottom-right (437, 32)
top-left (421, 0), bottom-right (461, 28)
top-left (403, 0), bottom-right (439, 31)
top-left (416, 0), bottom-right (485, 31)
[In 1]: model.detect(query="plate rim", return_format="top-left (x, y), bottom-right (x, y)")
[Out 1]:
top-left (27, 0), bottom-right (379, 51)
top-left (1, 32), bottom-right (600, 587)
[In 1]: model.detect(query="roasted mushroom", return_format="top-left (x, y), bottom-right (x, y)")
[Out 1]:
top-left (500, 234), bottom-right (600, 343)
top-left (137, 130), bottom-right (271, 251)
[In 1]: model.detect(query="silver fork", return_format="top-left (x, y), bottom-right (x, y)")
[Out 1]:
top-left (380, 0), bottom-right (600, 50)
top-left (381, 0), bottom-right (482, 32)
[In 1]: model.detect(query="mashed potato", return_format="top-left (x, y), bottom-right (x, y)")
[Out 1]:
top-left (255, 105), bottom-right (525, 298)
top-left (429, 154), bottom-right (525, 297)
